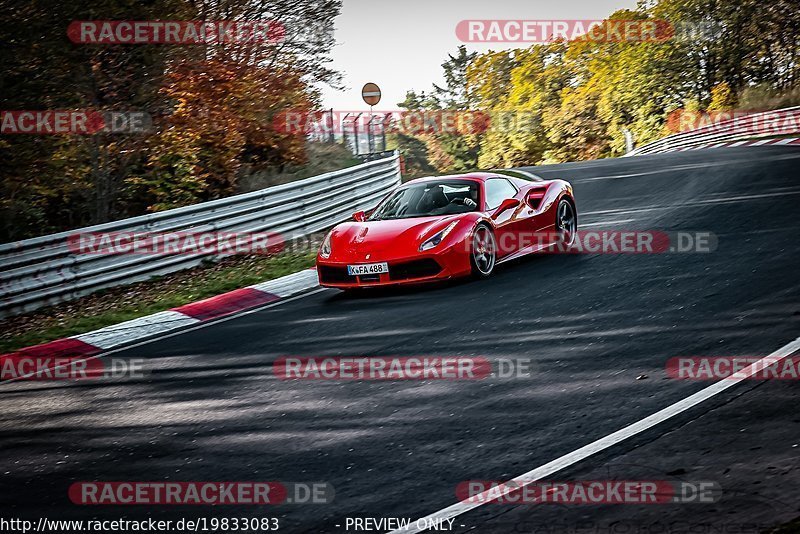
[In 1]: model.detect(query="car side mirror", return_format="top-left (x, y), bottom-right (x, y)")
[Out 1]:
top-left (491, 198), bottom-right (521, 219)
top-left (352, 210), bottom-right (367, 222)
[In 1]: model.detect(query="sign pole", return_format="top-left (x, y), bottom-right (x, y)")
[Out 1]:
top-left (368, 105), bottom-right (374, 154)
top-left (361, 83), bottom-right (382, 157)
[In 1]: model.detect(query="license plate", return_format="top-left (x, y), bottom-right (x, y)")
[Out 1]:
top-left (347, 262), bottom-right (389, 276)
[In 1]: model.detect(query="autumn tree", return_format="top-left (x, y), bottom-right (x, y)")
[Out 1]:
top-left (0, 0), bottom-right (342, 240)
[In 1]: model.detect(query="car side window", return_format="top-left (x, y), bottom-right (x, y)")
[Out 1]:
top-left (484, 178), bottom-right (517, 210)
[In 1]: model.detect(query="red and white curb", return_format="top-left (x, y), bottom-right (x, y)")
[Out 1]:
top-left (1, 268), bottom-right (320, 371)
top-left (669, 137), bottom-right (800, 152)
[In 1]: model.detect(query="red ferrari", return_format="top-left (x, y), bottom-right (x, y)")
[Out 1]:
top-left (316, 172), bottom-right (576, 289)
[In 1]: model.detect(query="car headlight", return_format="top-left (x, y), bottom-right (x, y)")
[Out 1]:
top-left (320, 231), bottom-right (332, 258)
top-left (419, 221), bottom-right (458, 252)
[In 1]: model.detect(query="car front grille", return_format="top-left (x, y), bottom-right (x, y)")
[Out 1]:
top-left (389, 259), bottom-right (442, 281)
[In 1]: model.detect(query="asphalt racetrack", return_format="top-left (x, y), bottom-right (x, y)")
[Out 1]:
top-left (2, 146), bottom-right (799, 533)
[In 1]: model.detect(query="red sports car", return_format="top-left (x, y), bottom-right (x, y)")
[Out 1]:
top-left (316, 172), bottom-right (576, 289)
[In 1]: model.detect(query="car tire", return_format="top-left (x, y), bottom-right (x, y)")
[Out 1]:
top-left (556, 198), bottom-right (577, 247)
top-left (470, 223), bottom-right (497, 279)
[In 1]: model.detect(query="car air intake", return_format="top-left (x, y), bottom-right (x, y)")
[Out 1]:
top-left (389, 259), bottom-right (442, 281)
top-left (318, 265), bottom-right (350, 283)
top-left (526, 186), bottom-right (547, 209)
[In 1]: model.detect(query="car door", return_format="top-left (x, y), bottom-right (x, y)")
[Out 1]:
top-left (483, 177), bottom-right (524, 257)
top-left (520, 183), bottom-right (560, 250)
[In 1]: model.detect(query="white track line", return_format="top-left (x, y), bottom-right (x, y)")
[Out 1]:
top-left (388, 335), bottom-right (800, 533)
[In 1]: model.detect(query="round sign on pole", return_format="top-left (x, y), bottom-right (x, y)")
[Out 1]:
top-left (362, 83), bottom-right (381, 106)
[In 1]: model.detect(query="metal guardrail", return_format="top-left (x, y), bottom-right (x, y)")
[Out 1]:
top-left (356, 150), bottom-right (395, 163)
top-left (626, 106), bottom-right (800, 156)
top-left (0, 152), bottom-right (402, 318)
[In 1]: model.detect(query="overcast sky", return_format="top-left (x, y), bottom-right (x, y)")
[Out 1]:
top-left (319, 0), bottom-right (639, 111)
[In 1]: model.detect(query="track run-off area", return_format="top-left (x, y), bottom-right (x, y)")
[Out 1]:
top-left (2, 146), bottom-right (799, 533)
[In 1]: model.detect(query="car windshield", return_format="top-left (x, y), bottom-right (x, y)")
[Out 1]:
top-left (369, 181), bottom-right (480, 220)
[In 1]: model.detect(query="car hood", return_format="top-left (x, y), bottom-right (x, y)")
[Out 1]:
top-left (327, 215), bottom-right (461, 260)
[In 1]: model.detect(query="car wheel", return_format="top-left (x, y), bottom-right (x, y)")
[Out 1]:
top-left (470, 224), bottom-right (497, 279)
top-left (556, 198), bottom-right (577, 247)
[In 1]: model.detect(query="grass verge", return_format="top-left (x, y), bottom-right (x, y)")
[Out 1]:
top-left (0, 251), bottom-right (316, 353)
